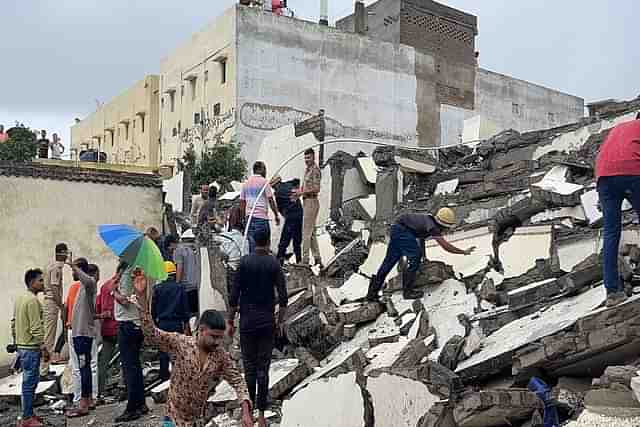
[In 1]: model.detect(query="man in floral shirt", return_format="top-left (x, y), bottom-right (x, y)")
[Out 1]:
top-left (131, 271), bottom-right (253, 427)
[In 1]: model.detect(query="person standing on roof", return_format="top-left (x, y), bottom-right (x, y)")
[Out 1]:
top-left (595, 113), bottom-right (640, 307)
top-left (366, 208), bottom-right (476, 300)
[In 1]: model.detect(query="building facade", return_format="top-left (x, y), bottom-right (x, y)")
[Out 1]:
top-left (71, 75), bottom-right (160, 168)
top-left (157, 2), bottom-right (584, 172)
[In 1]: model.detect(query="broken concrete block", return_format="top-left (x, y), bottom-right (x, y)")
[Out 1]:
top-left (285, 265), bottom-right (318, 295)
top-left (456, 286), bottom-right (606, 381)
top-left (437, 335), bottom-right (466, 371)
top-left (281, 372), bottom-right (372, 427)
top-left (268, 359), bottom-right (310, 399)
top-left (461, 327), bottom-right (484, 360)
top-left (507, 278), bottom-right (559, 310)
top-left (631, 374), bottom-right (640, 405)
top-left (356, 157), bottom-right (378, 185)
top-left (397, 312), bottom-right (417, 336)
top-left (395, 156), bottom-right (436, 174)
top-left (294, 346), bottom-right (320, 371)
top-left (407, 308), bottom-right (431, 341)
top-left (584, 388), bottom-right (640, 417)
top-left (367, 373), bottom-right (440, 427)
top-left (556, 234), bottom-right (601, 273)
top-left (453, 389), bottom-right (541, 427)
top-left (281, 289), bottom-right (313, 321)
top-left (552, 376), bottom-right (591, 416)
top-left (376, 166), bottom-right (400, 222)
top-left (336, 301), bottom-right (384, 325)
top-left (581, 188), bottom-right (602, 224)
top-left (330, 273), bottom-right (370, 304)
top-left (368, 314), bottom-right (400, 347)
top-left (596, 365), bottom-right (638, 389)
top-left (425, 227), bottom-right (493, 278)
top-left (530, 206), bottom-right (587, 224)
top-left (365, 336), bottom-right (436, 376)
top-left (564, 409), bottom-right (640, 427)
top-left (499, 225), bottom-right (553, 279)
top-left (343, 324), bottom-right (357, 340)
top-left (293, 347), bottom-right (368, 393)
top-left (284, 306), bottom-right (338, 359)
top-left (434, 178), bottom-right (459, 195)
top-left (419, 279), bottom-right (477, 357)
top-left (0, 372), bottom-right (56, 397)
top-left (356, 195), bottom-right (377, 221)
top-left (531, 165), bottom-right (584, 206)
top-left (387, 260), bottom-right (455, 292)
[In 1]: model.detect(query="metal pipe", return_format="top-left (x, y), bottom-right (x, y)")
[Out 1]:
top-left (241, 137), bottom-right (482, 254)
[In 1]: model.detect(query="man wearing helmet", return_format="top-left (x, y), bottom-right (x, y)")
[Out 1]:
top-left (366, 208), bottom-right (476, 300)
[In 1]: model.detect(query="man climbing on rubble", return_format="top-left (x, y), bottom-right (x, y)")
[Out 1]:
top-left (130, 270), bottom-right (254, 427)
top-left (12, 268), bottom-right (47, 427)
top-left (240, 161), bottom-right (280, 253)
top-left (228, 229), bottom-right (288, 427)
top-left (212, 204), bottom-right (249, 303)
top-left (595, 113), bottom-right (640, 307)
top-left (367, 208), bottom-right (476, 300)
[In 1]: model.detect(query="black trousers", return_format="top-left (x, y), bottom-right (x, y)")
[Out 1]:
top-left (186, 289), bottom-right (199, 316)
top-left (118, 321), bottom-right (145, 412)
top-left (276, 215), bottom-right (302, 263)
top-left (240, 326), bottom-right (275, 411)
top-left (157, 320), bottom-right (184, 381)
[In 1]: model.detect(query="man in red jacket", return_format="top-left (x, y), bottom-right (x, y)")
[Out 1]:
top-left (595, 113), bottom-right (640, 307)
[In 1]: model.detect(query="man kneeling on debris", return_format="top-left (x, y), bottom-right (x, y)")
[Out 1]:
top-left (367, 208), bottom-right (476, 300)
top-left (131, 270), bottom-right (253, 427)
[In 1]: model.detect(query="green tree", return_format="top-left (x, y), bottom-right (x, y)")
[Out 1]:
top-left (0, 125), bottom-right (38, 162)
top-left (185, 139), bottom-right (247, 193)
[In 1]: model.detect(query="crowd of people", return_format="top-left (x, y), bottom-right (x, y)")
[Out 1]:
top-left (9, 116), bottom-right (640, 427)
top-left (0, 125), bottom-right (65, 160)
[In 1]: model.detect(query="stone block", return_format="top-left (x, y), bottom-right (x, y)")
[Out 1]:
top-left (453, 389), bottom-right (541, 427)
top-left (336, 301), bottom-right (384, 325)
top-left (285, 306), bottom-right (339, 359)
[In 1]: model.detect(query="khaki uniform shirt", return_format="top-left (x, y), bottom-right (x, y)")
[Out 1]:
top-left (303, 164), bottom-right (321, 195)
top-left (44, 261), bottom-right (64, 305)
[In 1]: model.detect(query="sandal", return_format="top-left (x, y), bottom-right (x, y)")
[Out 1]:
top-left (65, 407), bottom-right (89, 418)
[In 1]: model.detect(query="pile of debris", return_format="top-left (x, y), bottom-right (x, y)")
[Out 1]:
top-left (192, 98), bottom-right (640, 427)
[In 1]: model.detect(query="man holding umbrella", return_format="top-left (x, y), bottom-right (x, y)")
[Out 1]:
top-left (98, 224), bottom-right (169, 422)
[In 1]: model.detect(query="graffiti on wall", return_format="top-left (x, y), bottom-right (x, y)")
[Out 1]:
top-left (181, 107), bottom-right (236, 153)
top-left (239, 102), bottom-right (415, 144)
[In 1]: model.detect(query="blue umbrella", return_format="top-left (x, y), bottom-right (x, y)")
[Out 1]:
top-left (98, 224), bottom-right (167, 281)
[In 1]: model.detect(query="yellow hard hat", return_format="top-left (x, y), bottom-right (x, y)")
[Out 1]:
top-left (164, 261), bottom-right (177, 274)
top-left (435, 207), bottom-right (456, 228)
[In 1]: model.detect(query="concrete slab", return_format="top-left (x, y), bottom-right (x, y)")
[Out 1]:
top-left (499, 225), bottom-right (553, 279)
top-left (281, 372), bottom-right (369, 427)
top-left (357, 157), bottom-right (378, 184)
top-left (507, 278), bottom-right (558, 310)
top-left (420, 279), bottom-right (478, 357)
top-left (453, 389), bottom-right (540, 427)
top-left (368, 313), bottom-right (400, 347)
top-left (435, 178), bottom-right (459, 195)
top-left (531, 166), bottom-right (584, 205)
top-left (336, 301), bottom-right (384, 325)
top-left (395, 156), bottom-right (436, 174)
top-left (564, 409), bottom-right (640, 427)
top-left (359, 242), bottom-right (398, 282)
top-left (338, 273), bottom-right (371, 304)
top-left (357, 195), bottom-right (377, 221)
top-left (456, 286), bottom-right (606, 380)
top-left (557, 237), bottom-right (601, 273)
top-left (293, 347), bottom-right (367, 393)
top-left (368, 373), bottom-right (440, 427)
top-left (0, 372), bottom-right (55, 397)
top-left (581, 189), bottom-right (602, 224)
top-left (425, 227), bottom-right (493, 278)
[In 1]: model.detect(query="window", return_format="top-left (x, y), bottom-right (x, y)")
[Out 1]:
top-left (204, 70), bottom-right (209, 82)
top-left (512, 103), bottom-right (521, 116)
top-left (213, 103), bottom-right (221, 116)
top-left (220, 59), bottom-right (227, 84)
top-left (161, 98), bottom-right (165, 109)
top-left (172, 127), bottom-right (177, 137)
top-left (548, 112), bottom-right (556, 125)
top-left (125, 123), bottom-right (129, 140)
top-left (178, 120), bottom-right (181, 135)
top-left (141, 116), bottom-right (145, 133)
top-left (181, 85), bottom-right (184, 99)
top-left (194, 112), bottom-right (201, 124)
top-left (170, 93), bottom-right (175, 112)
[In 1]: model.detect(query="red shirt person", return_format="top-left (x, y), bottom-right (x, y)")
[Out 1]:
top-left (595, 115), bottom-right (640, 307)
top-left (95, 262), bottom-right (127, 395)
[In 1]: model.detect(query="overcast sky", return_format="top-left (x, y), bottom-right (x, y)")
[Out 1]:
top-left (1, 0), bottom-right (638, 150)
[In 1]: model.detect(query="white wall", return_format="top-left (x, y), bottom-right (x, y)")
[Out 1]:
top-left (236, 7), bottom-right (420, 167)
top-left (0, 175), bottom-right (162, 367)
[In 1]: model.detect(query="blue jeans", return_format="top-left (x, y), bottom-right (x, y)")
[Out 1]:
top-left (18, 349), bottom-right (41, 418)
top-left (374, 224), bottom-right (421, 287)
top-left (247, 217), bottom-right (271, 253)
top-left (73, 336), bottom-right (94, 398)
top-left (597, 176), bottom-right (640, 293)
top-left (118, 321), bottom-right (146, 412)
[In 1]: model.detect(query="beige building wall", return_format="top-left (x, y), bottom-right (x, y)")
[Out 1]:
top-left (0, 167), bottom-right (162, 368)
top-left (71, 75), bottom-right (161, 168)
top-left (159, 7), bottom-right (237, 168)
